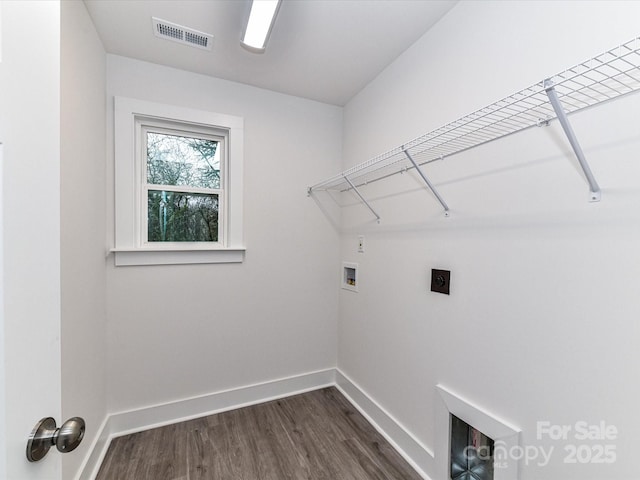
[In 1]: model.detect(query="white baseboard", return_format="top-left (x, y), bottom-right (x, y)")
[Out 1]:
top-left (76, 415), bottom-right (112, 480)
top-left (335, 369), bottom-right (435, 480)
top-left (77, 367), bottom-right (435, 480)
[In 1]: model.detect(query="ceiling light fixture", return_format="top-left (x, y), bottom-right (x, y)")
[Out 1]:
top-left (241, 0), bottom-right (281, 53)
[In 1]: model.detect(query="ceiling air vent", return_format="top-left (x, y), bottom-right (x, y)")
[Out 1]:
top-left (152, 17), bottom-right (213, 51)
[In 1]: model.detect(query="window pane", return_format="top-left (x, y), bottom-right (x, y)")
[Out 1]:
top-left (148, 190), bottom-right (219, 242)
top-left (147, 132), bottom-right (220, 189)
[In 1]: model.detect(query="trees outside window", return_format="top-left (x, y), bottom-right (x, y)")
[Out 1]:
top-left (144, 131), bottom-right (222, 242)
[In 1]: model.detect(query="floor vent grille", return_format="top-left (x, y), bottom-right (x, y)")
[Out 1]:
top-left (152, 17), bottom-right (213, 51)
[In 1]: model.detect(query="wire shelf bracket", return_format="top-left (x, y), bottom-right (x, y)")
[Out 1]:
top-left (344, 175), bottom-right (381, 223)
top-left (544, 79), bottom-right (601, 202)
top-left (308, 36), bottom-right (640, 219)
top-left (402, 148), bottom-right (450, 217)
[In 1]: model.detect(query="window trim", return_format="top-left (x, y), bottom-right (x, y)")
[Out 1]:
top-left (112, 97), bottom-right (244, 266)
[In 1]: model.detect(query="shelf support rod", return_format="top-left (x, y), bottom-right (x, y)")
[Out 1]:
top-left (402, 149), bottom-right (450, 217)
top-left (544, 79), bottom-right (601, 202)
top-left (343, 175), bottom-right (381, 223)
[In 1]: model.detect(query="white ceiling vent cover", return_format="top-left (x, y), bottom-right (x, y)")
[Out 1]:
top-left (152, 17), bottom-right (213, 51)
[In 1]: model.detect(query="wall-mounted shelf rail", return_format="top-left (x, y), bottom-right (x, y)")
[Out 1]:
top-left (308, 37), bottom-right (640, 220)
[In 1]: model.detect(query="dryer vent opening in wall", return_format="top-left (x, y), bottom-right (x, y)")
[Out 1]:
top-left (451, 414), bottom-right (494, 480)
top-left (152, 18), bottom-right (213, 50)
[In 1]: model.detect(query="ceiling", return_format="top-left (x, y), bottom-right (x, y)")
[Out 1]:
top-left (84, 0), bottom-right (457, 106)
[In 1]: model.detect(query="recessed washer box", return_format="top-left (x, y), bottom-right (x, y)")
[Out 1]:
top-left (342, 262), bottom-right (358, 292)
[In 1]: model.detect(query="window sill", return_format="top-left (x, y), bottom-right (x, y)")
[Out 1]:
top-left (110, 247), bottom-right (246, 266)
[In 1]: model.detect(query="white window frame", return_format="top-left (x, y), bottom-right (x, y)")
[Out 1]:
top-left (112, 97), bottom-right (244, 266)
top-left (140, 120), bottom-right (226, 246)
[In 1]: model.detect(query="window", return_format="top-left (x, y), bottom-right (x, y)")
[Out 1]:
top-left (113, 97), bottom-right (244, 266)
top-left (143, 123), bottom-right (223, 244)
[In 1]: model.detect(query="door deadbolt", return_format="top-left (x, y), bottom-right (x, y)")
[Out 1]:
top-left (26, 417), bottom-right (85, 462)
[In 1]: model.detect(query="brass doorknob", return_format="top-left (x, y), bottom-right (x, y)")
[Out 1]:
top-left (26, 417), bottom-right (85, 462)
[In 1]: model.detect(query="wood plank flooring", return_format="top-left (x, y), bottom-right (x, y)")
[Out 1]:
top-left (96, 387), bottom-right (423, 480)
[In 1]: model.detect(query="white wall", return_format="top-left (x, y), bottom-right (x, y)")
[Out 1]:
top-left (60, 2), bottom-right (107, 479)
top-left (0, 1), bottom-right (62, 479)
top-left (106, 56), bottom-right (342, 413)
top-left (339, 1), bottom-right (640, 479)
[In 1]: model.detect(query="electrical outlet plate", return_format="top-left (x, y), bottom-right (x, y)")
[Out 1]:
top-left (431, 269), bottom-right (450, 295)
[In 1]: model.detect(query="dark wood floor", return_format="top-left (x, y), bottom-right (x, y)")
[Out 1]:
top-left (96, 386), bottom-right (422, 480)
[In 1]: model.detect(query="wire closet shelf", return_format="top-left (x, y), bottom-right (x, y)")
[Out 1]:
top-left (308, 37), bottom-right (640, 214)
